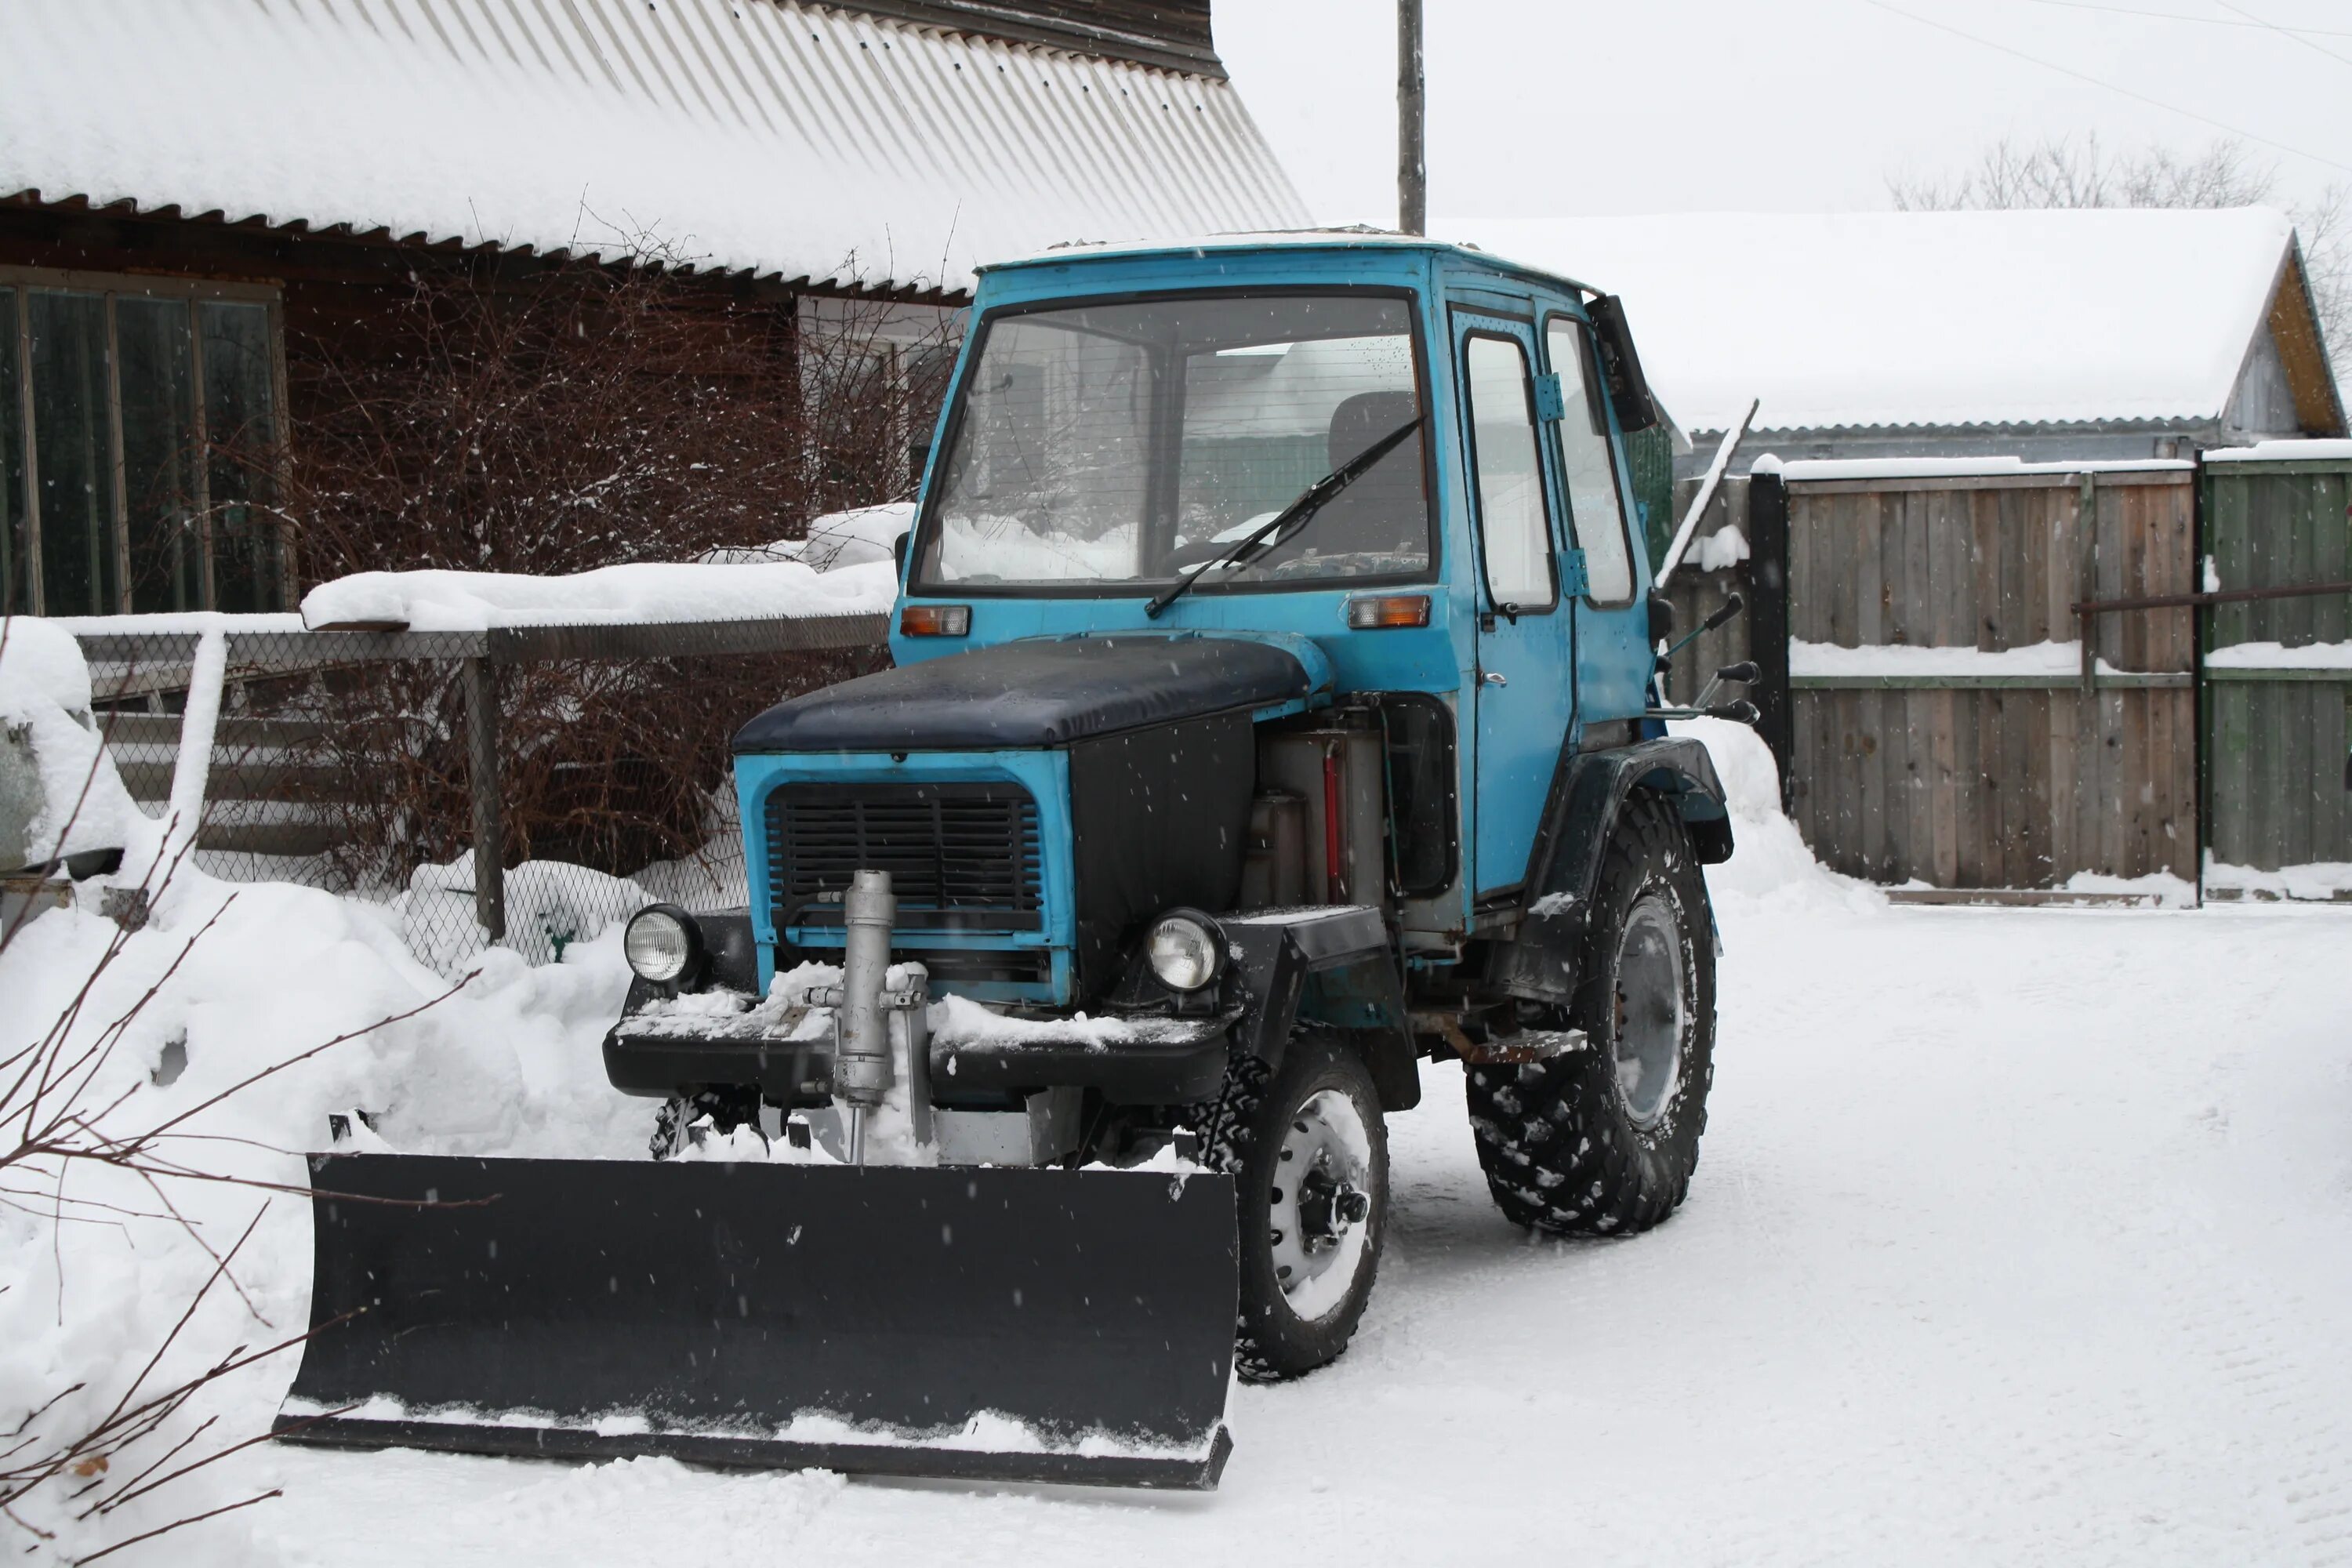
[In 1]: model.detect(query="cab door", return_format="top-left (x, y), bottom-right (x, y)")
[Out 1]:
top-left (1454, 312), bottom-right (1575, 901)
top-left (1541, 311), bottom-right (1653, 721)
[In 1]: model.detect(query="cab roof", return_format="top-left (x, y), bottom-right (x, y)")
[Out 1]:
top-left (979, 228), bottom-right (1602, 300)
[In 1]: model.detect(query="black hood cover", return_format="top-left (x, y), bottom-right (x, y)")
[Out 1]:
top-left (733, 634), bottom-right (1312, 753)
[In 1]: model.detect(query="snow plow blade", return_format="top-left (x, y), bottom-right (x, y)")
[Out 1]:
top-left (272, 1153), bottom-right (1238, 1489)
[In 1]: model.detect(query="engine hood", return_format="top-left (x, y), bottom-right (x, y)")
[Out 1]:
top-left (733, 633), bottom-right (1313, 754)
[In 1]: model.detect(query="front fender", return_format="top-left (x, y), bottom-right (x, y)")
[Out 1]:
top-left (1484, 738), bottom-right (1730, 1006)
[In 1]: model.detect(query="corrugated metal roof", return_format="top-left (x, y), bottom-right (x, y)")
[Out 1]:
top-left (0, 0), bottom-right (1308, 296)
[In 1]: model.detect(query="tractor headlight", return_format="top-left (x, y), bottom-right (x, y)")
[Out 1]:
top-left (1146, 911), bottom-right (1224, 993)
top-left (623, 906), bottom-right (698, 984)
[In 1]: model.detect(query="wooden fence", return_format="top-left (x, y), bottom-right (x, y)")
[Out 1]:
top-left (2202, 447), bottom-right (2352, 888)
top-left (1661, 463), bottom-right (2199, 889)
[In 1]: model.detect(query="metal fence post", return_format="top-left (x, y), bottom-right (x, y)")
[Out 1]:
top-left (463, 655), bottom-right (505, 942)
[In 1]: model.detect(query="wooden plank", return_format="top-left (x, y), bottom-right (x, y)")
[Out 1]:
top-left (2211, 680), bottom-right (2252, 866)
top-left (1956, 688), bottom-right (1987, 884)
top-left (1905, 687), bottom-right (1937, 885)
top-left (2048, 688), bottom-right (2081, 878)
top-left (1854, 484), bottom-right (1885, 649)
top-left (2020, 689), bottom-right (2054, 887)
top-left (1860, 687), bottom-right (1889, 878)
top-left (2281, 680), bottom-right (2314, 868)
top-left (2325, 685), bottom-right (2352, 861)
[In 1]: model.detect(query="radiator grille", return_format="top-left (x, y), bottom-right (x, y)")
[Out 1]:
top-left (767, 783), bottom-right (1044, 931)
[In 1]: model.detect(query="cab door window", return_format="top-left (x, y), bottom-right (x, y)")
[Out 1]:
top-left (1544, 318), bottom-right (1637, 604)
top-left (1461, 333), bottom-right (1555, 612)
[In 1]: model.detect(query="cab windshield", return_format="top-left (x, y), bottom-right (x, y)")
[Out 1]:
top-left (911, 292), bottom-right (1432, 594)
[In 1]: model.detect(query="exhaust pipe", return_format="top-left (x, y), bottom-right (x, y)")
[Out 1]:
top-left (837, 869), bottom-right (895, 1165)
top-left (812, 870), bottom-right (931, 1165)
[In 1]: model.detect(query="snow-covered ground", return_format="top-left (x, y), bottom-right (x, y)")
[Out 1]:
top-left (241, 911), bottom-right (2352, 1566)
top-left (9, 714), bottom-right (2351, 1563)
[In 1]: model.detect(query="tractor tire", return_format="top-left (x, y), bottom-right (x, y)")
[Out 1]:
top-left (1468, 790), bottom-right (1715, 1236)
top-left (1192, 1030), bottom-right (1389, 1382)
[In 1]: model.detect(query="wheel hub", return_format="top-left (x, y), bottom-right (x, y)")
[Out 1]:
top-left (1267, 1087), bottom-right (1375, 1319)
top-left (1613, 894), bottom-right (1686, 1129)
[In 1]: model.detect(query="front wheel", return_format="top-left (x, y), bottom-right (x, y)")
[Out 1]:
top-left (1192, 1031), bottom-right (1388, 1381)
top-left (1468, 790), bottom-right (1716, 1236)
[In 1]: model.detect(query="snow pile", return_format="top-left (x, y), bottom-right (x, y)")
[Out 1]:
top-left (2205, 640), bottom-right (2352, 670)
top-left (1, 616), bottom-right (139, 867)
top-left (2204, 857), bottom-right (2352, 901)
top-left (701, 503), bottom-right (916, 573)
top-left (0, 843), bottom-right (641, 1559)
top-left (1446, 208), bottom-right (2296, 434)
top-left (398, 853), bottom-right (652, 972)
top-left (299, 559), bottom-right (897, 633)
top-left (2205, 438), bottom-right (2352, 463)
top-left (1693, 525), bottom-right (1749, 572)
top-left (1791, 638), bottom-right (2100, 680)
top-left (1670, 716), bottom-right (1871, 911)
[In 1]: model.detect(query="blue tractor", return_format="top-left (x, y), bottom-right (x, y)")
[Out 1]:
top-left (278, 235), bottom-right (1750, 1490)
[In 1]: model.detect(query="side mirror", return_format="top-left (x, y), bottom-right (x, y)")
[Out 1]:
top-left (1647, 590), bottom-right (1675, 646)
top-left (893, 528), bottom-right (912, 575)
top-left (1586, 294), bottom-right (1661, 434)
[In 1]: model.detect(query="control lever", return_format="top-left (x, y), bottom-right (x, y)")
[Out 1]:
top-left (1704, 699), bottom-right (1762, 726)
top-left (1695, 659), bottom-right (1761, 710)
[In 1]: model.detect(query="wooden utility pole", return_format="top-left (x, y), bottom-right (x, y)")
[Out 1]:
top-left (1397, 0), bottom-right (1425, 235)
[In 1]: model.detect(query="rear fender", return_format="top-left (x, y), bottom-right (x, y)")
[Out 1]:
top-left (1484, 738), bottom-right (1729, 1006)
top-left (1221, 907), bottom-right (1418, 1112)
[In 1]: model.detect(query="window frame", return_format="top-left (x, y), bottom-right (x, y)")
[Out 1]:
top-left (1539, 310), bottom-right (1642, 609)
top-left (1457, 325), bottom-right (1560, 618)
top-left (906, 284), bottom-right (1441, 601)
top-left (1, 264), bottom-right (290, 616)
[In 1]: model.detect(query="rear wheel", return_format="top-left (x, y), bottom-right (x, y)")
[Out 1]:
top-left (1193, 1031), bottom-right (1388, 1381)
top-left (1468, 791), bottom-right (1715, 1236)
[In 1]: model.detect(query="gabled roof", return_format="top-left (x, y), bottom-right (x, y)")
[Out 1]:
top-left (1449, 208), bottom-right (2342, 438)
top-left (0, 0), bottom-right (1307, 298)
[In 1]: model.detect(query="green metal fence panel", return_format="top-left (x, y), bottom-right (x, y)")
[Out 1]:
top-left (2201, 454), bottom-right (2352, 886)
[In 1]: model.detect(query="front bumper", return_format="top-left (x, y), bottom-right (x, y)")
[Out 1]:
top-left (604, 998), bottom-right (1239, 1105)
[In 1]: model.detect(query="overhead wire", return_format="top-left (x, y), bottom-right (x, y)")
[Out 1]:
top-left (1860, 0), bottom-right (2352, 176)
top-left (2020, 0), bottom-right (2352, 42)
top-left (2210, 1), bottom-right (2352, 71)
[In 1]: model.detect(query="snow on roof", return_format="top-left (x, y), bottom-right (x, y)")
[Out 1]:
top-left (1443, 209), bottom-right (2303, 436)
top-left (0, 0), bottom-right (1308, 296)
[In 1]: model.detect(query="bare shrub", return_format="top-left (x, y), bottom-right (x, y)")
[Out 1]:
top-left (263, 257), bottom-right (951, 889)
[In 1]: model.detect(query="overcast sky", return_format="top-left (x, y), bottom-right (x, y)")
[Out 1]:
top-left (1217, 1), bottom-right (2352, 227)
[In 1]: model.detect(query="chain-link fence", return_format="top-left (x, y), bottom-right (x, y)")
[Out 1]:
top-left (74, 616), bottom-right (890, 975)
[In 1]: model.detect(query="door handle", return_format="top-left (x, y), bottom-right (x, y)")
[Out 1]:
top-left (1483, 671), bottom-right (1508, 687)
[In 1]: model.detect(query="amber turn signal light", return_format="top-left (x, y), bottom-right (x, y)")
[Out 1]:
top-left (899, 604), bottom-right (971, 637)
top-left (1345, 593), bottom-right (1432, 630)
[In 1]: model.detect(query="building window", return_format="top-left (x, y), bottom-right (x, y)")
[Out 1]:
top-left (2, 270), bottom-right (288, 616)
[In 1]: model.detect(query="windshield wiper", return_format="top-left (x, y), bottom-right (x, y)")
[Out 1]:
top-left (1144, 414), bottom-right (1423, 619)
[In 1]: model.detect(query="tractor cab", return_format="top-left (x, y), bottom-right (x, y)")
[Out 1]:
top-left (737, 235), bottom-right (1686, 1009)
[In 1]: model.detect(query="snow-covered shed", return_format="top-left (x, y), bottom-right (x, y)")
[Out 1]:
top-left (1452, 209), bottom-right (2345, 474)
top-left (0, 0), bottom-right (1308, 617)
